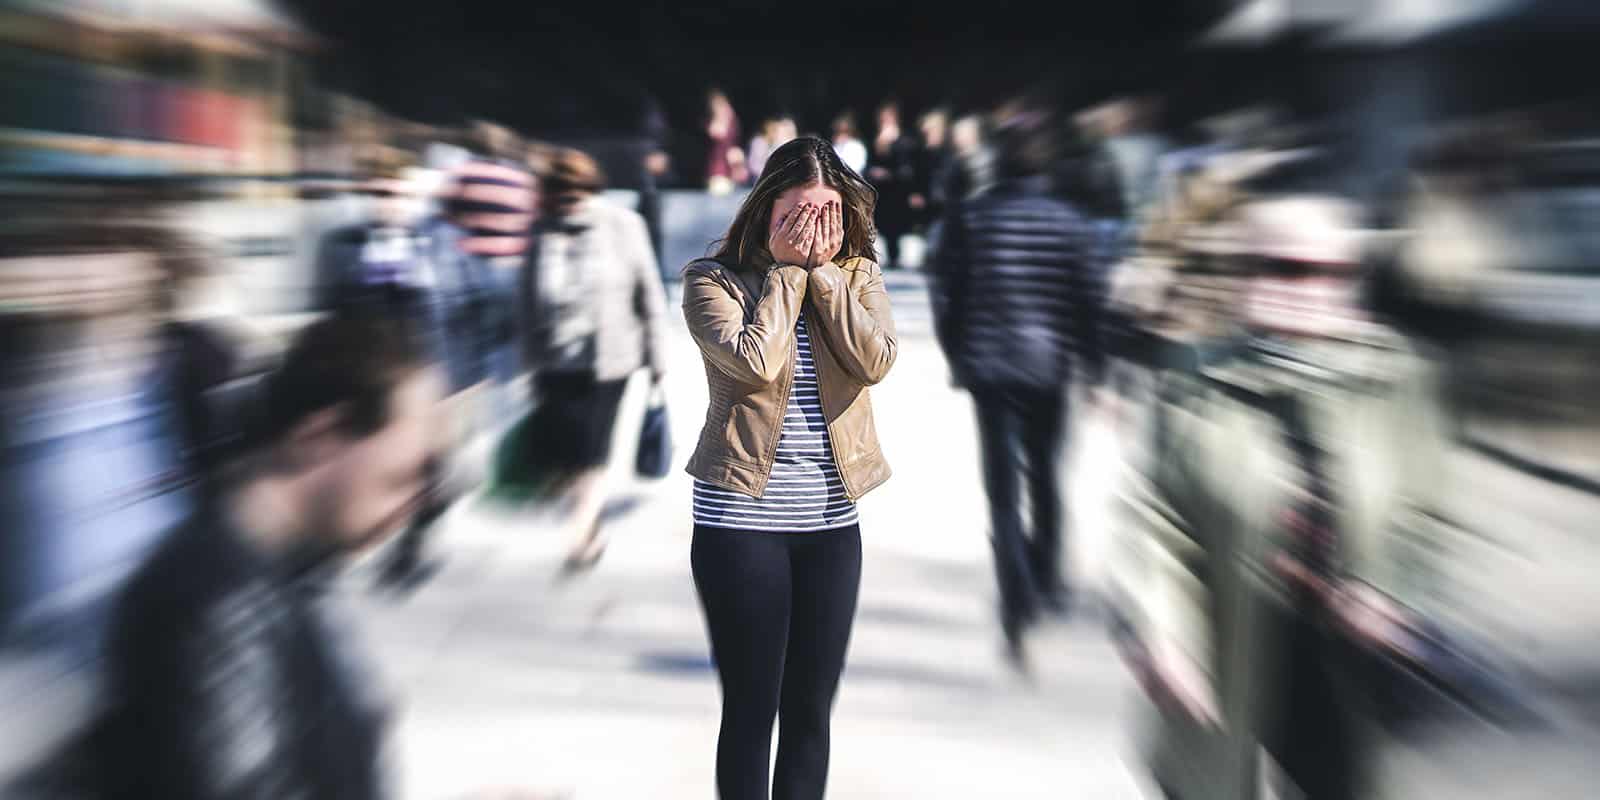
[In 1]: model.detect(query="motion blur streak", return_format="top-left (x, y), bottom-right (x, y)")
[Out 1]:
top-left (2, 0), bottom-right (1600, 797)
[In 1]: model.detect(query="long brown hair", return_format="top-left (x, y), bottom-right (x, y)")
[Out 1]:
top-left (711, 135), bottom-right (877, 268)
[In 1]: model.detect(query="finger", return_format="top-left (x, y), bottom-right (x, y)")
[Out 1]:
top-left (792, 204), bottom-right (818, 243)
top-left (783, 203), bottom-right (809, 239)
top-left (833, 201), bottom-right (843, 240)
top-left (787, 206), bottom-right (812, 243)
top-left (787, 204), bottom-right (813, 242)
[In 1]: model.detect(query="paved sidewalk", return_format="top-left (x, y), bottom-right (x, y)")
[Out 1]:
top-left (343, 273), bottom-right (1153, 799)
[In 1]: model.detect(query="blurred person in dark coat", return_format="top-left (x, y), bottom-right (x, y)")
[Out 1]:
top-left (929, 108), bottom-right (1108, 664)
top-left (866, 101), bottom-right (919, 269)
top-left (93, 316), bottom-right (445, 799)
top-left (912, 108), bottom-right (952, 228)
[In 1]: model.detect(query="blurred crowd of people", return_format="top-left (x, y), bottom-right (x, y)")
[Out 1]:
top-left (916, 85), bottom-right (1600, 797)
top-left (0, 97), bottom-right (671, 793)
top-left (4, 0), bottom-right (1600, 797)
top-left (699, 91), bottom-right (983, 272)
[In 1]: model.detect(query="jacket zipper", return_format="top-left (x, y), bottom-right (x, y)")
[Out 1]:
top-left (806, 305), bottom-right (856, 501)
top-left (750, 268), bottom-right (794, 498)
top-left (755, 326), bottom-right (794, 498)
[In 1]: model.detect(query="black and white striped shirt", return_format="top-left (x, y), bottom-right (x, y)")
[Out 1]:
top-left (693, 314), bottom-right (858, 532)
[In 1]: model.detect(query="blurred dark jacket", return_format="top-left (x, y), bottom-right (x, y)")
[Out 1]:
top-left (94, 508), bottom-right (389, 799)
top-left (155, 319), bottom-right (240, 481)
top-left (868, 133), bottom-right (921, 238)
top-left (913, 143), bottom-right (952, 226)
top-left (417, 215), bottom-right (513, 392)
top-left (930, 174), bottom-right (1108, 388)
top-left (314, 223), bottom-right (451, 383)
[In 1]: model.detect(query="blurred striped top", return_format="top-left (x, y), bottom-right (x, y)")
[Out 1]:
top-left (692, 315), bottom-right (858, 533)
top-left (449, 158), bottom-right (536, 257)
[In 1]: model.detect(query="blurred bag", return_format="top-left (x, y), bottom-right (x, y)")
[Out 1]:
top-left (489, 399), bottom-right (568, 503)
top-left (635, 384), bottom-right (672, 479)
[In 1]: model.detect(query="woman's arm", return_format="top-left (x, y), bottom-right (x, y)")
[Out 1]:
top-left (806, 257), bottom-right (897, 386)
top-left (682, 263), bottom-right (807, 386)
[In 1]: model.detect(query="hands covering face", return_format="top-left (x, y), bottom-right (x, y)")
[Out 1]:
top-left (768, 200), bottom-right (843, 269)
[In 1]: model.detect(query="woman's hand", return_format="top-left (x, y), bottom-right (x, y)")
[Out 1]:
top-left (768, 202), bottom-right (818, 266)
top-left (806, 201), bottom-right (843, 269)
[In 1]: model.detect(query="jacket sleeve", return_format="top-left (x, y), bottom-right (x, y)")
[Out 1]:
top-left (806, 258), bottom-right (897, 386)
top-left (626, 211), bottom-right (670, 373)
top-left (682, 263), bottom-right (807, 386)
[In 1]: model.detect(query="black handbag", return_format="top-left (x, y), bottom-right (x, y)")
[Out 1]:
top-left (635, 383), bottom-right (672, 479)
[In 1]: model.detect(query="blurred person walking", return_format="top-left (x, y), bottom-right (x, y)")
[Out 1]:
top-left (830, 113), bottom-right (868, 176)
top-left (929, 109), bottom-right (1107, 665)
top-left (523, 148), bottom-right (668, 571)
top-left (448, 123), bottom-right (540, 420)
top-left (314, 157), bottom-right (460, 590)
top-left (706, 89), bottom-right (747, 195)
top-left (912, 108), bottom-right (951, 227)
top-left (682, 136), bottom-right (896, 800)
top-left (371, 163), bottom-right (526, 590)
top-left (92, 317), bottom-right (444, 799)
top-left (866, 101), bottom-right (919, 269)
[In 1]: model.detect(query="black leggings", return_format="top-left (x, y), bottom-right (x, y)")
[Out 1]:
top-left (691, 524), bottom-right (862, 800)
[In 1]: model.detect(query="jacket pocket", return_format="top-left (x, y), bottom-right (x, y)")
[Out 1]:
top-left (720, 395), bottom-right (774, 466)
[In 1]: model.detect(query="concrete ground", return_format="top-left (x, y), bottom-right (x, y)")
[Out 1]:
top-left (344, 270), bottom-right (1154, 799)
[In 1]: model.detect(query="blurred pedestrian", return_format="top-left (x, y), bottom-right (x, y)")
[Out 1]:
top-left (638, 94), bottom-right (673, 276)
top-left (94, 316), bottom-right (445, 799)
top-left (912, 108), bottom-right (951, 228)
top-left (830, 112), bottom-right (868, 176)
top-left (929, 108), bottom-right (1107, 665)
top-left (523, 148), bottom-right (668, 571)
top-left (746, 115), bottom-right (798, 185)
top-left (371, 164), bottom-right (522, 591)
top-left (706, 89), bottom-right (747, 194)
top-left (682, 135), bottom-right (896, 800)
top-left (867, 101), bottom-right (919, 268)
top-left (944, 113), bottom-right (995, 204)
top-left (313, 156), bottom-right (459, 590)
top-left (448, 123), bottom-right (541, 420)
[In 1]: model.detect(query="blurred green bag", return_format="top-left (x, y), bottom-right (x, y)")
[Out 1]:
top-left (487, 403), bottom-right (570, 504)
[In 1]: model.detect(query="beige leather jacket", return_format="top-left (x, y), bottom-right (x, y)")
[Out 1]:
top-left (682, 255), bottom-right (896, 500)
